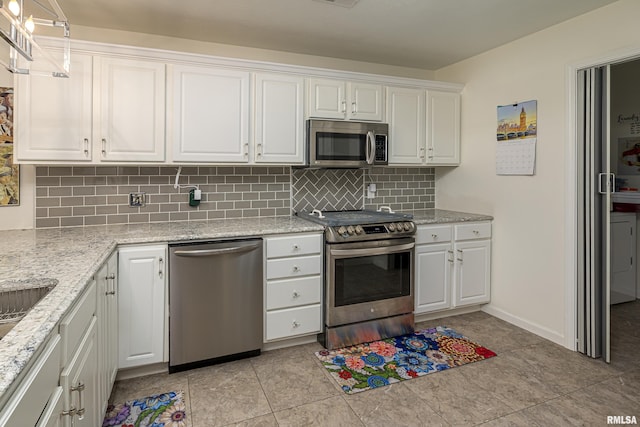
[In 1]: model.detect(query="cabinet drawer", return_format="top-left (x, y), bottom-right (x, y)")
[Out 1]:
top-left (267, 276), bottom-right (322, 310)
top-left (266, 255), bottom-right (322, 280)
top-left (416, 225), bottom-right (452, 244)
top-left (265, 304), bottom-right (321, 341)
top-left (0, 334), bottom-right (61, 427)
top-left (60, 279), bottom-right (96, 365)
top-left (266, 234), bottom-right (322, 258)
top-left (454, 222), bottom-right (492, 240)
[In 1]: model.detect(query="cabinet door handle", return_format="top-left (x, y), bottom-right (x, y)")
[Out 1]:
top-left (159, 257), bottom-right (164, 278)
top-left (456, 249), bottom-right (463, 262)
top-left (72, 382), bottom-right (86, 419)
top-left (256, 142), bottom-right (262, 157)
top-left (105, 273), bottom-right (116, 295)
top-left (101, 138), bottom-right (107, 156)
top-left (83, 138), bottom-right (89, 156)
top-left (447, 250), bottom-right (454, 263)
top-left (427, 146), bottom-right (434, 159)
top-left (419, 147), bottom-right (426, 159)
top-left (341, 100), bottom-right (347, 113)
top-left (352, 101), bottom-right (357, 114)
top-left (244, 143), bottom-right (249, 157)
top-left (431, 233), bottom-right (438, 239)
top-left (62, 407), bottom-right (77, 418)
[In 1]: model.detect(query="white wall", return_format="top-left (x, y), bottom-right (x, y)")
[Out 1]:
top-left (433, 0), bottom-right (639, 346)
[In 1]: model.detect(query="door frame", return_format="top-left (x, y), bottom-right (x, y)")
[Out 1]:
top-left (565, 46), bottom-right (640, 351)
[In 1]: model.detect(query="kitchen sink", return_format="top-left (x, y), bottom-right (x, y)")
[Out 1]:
top-left (0, 278), bottom-right (58, 340)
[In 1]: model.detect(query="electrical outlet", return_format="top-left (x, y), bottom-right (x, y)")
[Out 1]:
top-left (129, 192), bottom-right (146, 207)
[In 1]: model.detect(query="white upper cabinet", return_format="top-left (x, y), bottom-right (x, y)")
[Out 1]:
top-left (386, 86), bottom-right (425, 164)
top-left (253, 72), bottom-right (305, 164)
top-left (16, 53), bottom-right (166, 163)
top-left (16, 52), bottom-right (93, 162)
top-left (15, 39), bottom-right (461, 165)
top-left (426, 90), bottom-right (460, 165)
top-left (169, 65), bottom-right (250, 162)
top-left (387, 87), bottom-right (461, 166)
top-left (308, 78), bottom-right (383, 121)
top-left (97, 57), bottom-right (166, 162)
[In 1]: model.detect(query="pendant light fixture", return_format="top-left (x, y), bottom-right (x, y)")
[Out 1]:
top-left (0, 0), bottom-right (70, 77)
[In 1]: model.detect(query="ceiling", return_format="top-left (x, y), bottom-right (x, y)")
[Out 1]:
top-left (48, 0), bottom-right (618, 70)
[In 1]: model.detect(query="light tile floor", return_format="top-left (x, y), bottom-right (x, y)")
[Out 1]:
top-left (109, 305), bottom-right (640, 426)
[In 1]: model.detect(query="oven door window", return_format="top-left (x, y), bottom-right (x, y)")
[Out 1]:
top-left (334, 252), bottom-right (411, 307)
top-left (315, 132), bottom-right (366, 161)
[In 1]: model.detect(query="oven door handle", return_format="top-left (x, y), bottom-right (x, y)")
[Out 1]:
top-left (330, 242), bottom-right (414, 258)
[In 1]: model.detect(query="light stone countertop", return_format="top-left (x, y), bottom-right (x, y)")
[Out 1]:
top-left (0, 209), bottom-right (492, 404)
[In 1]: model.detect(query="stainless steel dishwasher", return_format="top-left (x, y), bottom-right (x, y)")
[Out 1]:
top-left (168, 238), bottom-right (263, 373)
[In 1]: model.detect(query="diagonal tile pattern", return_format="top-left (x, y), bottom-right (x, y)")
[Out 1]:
top-left (292, 169), bottom-right (364, 213)
top-left (109, 304), bottom-right (640, 426)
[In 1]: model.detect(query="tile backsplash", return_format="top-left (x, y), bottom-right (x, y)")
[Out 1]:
top-left (35, 166), bottom-right (291, 228)
top-left (34, 165), bottom-right (435, 228)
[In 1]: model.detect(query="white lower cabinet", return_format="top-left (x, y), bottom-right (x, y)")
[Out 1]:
top-left (96, 251), bottom-right (118, 417)
top-left (0, 334), bottom-right (61, 426)
top-left (118, 245), bottom-right (167, 369)
top-left (58, 279), bottom-right (99, 427)
top-left (264, 233), bottom-right (323, 342)
top-left (60, 317), bottom-right (99, 427)
top-left (415, 222), bottom-right (491, 315)
top-left (610, 212), bottom-right (637, 304)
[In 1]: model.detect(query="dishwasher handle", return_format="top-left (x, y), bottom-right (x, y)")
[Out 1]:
top-left (173, 243), bottom-right (261, 257)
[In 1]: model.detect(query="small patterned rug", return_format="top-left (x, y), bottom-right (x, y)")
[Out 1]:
top-left (102, 390), bottom-right (186, 427)
top-left (315, 326), bottom-right (496, 394)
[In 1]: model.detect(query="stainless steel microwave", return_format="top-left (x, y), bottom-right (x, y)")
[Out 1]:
top-left (306, 119), bottom-right (388, 168)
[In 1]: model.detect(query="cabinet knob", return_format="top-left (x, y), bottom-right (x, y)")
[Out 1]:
top-left (473, 230), bottom-right (479, 235)
top-left (292, 244), bottom-right (300, 250)
top-left (292, 291), bottom-right (300, 298)
top-left (432, 234), bottom-right (438, 239)
top-left (293, 265), bottom-right (300, 272)
top-left (292, 320), bottom-right (300, 328)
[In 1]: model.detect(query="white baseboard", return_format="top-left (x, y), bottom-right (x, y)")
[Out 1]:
top-left (116, 362), bottom-right (168, 381)
top-left (262, 334), bottom-right (318, 351)
top-left (481, 305), bottom-right (567, 348)
top-left (414, 305), bottom-right (483, 324)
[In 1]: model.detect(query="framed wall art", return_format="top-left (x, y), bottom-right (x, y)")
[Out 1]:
top-left (0, 87), bottom-right (18, 206)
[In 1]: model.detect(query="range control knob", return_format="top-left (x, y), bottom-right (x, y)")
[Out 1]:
top-left (337, 226), bottom-right (347, 235)
top-left (403, 222), bottom-right (412, 231)
top-left (388, 223), bottom-right (396, 232)
top-left (346, 225), bottom-right (355, 235)
top-left (355, 225), bottom-right (364, 234)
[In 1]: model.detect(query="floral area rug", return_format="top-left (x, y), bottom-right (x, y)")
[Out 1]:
top-left (102, 390), bottom-right (186, 427)
top-left (315, 326), bottom-right (496, 394)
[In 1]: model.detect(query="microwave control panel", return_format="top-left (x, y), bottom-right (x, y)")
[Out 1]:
top-left (375, 135), bottom-right (388, 162)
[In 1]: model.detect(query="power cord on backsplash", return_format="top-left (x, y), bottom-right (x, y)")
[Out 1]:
top-left (173, 166), bottom-right (201, 207)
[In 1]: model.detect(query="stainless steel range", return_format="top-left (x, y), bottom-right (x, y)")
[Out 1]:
top-left (299, 208), bottom-right (416, 349)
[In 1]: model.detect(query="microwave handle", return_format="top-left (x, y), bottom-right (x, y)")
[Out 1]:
top-left (366, 131), bottom-right (375, 164)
